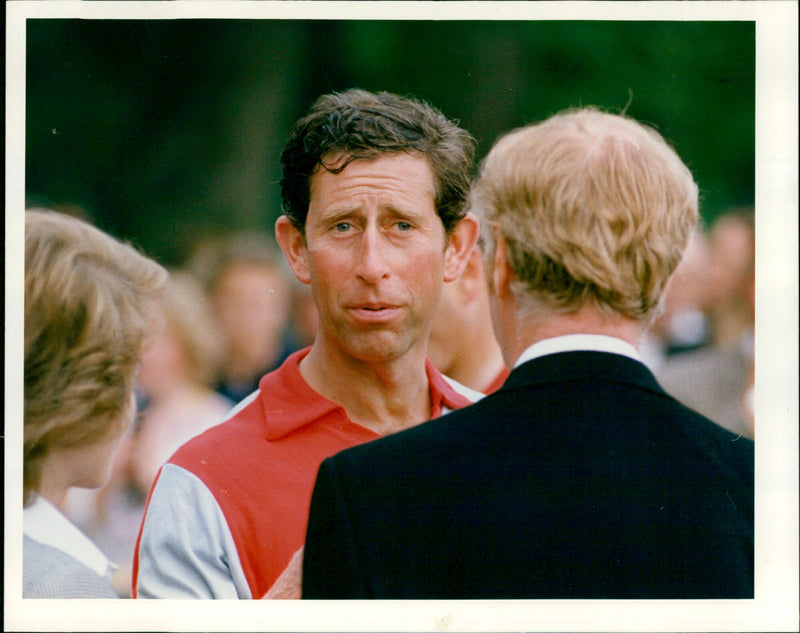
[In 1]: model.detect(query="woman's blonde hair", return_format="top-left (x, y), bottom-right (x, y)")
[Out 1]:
top-left (471, 107), bottom-right (698, 321)
top-left (24, 210), bottom-right (167, 506)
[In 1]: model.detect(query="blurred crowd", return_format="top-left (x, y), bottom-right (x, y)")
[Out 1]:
top-left (53, 205), bottom-right (753, 597)
top-left (643, 208), bottom-right (755, 439)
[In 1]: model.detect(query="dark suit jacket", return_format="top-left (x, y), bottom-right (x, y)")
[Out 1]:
top-left (303, 351), bottom-right (754, 599)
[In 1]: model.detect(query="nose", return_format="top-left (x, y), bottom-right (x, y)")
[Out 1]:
top-left (353, 225), bottom-right (390, 284)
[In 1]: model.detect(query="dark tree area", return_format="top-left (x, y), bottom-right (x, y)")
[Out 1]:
top-left (26, 19), bottom-right (754, 266)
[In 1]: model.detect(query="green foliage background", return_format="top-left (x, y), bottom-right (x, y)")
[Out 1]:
top-left (26, 19), bottom-right (754, 266)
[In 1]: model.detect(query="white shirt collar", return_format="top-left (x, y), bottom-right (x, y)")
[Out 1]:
top-left (23, 496), bottom-right (116, 580)
top-left (514, 334), bottom-right (642, 368)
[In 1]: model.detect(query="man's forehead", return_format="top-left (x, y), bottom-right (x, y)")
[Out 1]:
top-left (316, 149), bottom-right (429, 173)
top-left (309, 152), bottom-right (435, 200)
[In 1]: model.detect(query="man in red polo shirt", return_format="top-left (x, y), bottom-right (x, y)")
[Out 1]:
top-left (133, 89), bottom-right (480, 599)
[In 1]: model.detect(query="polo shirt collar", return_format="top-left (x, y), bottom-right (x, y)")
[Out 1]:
top-left (261, 348), bottom-right (475, 440)
top-left (426, 356), bottom-right (477, 416)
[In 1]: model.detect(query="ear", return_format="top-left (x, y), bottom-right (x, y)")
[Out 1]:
top-left (491, 225), bottom-right (514, 300)
top-left (275, 216), bottom-right (311, 285)
top-left (457, 245), bottom-right (485, 302)
top-left (443, 212), bottom-right (480, 283)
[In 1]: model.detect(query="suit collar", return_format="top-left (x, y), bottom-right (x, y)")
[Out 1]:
top-left (503, 350), bottom-right (664, 396)
top-left (515, 334), bottom-right (641, 367)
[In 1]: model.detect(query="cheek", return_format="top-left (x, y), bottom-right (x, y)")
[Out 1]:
top-left (123, 393), bottom-right (138, 432)
top-left (410, 256), bottom-right (446, 304)
top-left (75, 435), bottom-right (125, 489)
top-left (307, 278), bottom-right (338, 328)
top-left (306, 253), bottom-right (349, 298)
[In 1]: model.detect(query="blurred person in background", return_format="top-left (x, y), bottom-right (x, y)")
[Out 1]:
top-left (428, 242), bottom-right (509, 394)
top-left (705, 208), bottom-right (756, 349)
top-left (24, 209), bottom-right (166, 598)
top-left (67, 271), bottom-right (233, 596)
top-left (129, 271), bottom-right (233, 489)
top-left (302, 108), bottom-right (754, 599)
top-left (639, 228), bottom-right (714, 373)
top-left (187, 231), bottom-right (296, 403)
top-left (657, 208), bottom-right (755, 437)
top-left (133, 88), bottom-right (481, 599)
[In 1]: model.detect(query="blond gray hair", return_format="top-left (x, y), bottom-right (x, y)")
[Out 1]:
top-left (471, 107), bottom-right (698, 321)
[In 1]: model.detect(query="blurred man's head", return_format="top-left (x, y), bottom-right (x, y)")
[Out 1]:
top-left (706, 209), bottom-right (755, 313)
top-left (428, 243), bottom-right (507, 393)
top-left (188, 232), bottom-right (294, 383)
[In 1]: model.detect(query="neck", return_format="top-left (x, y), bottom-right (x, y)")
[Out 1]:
top-left (299, 340), bottom-right (431, 436)
top-left (504, 303), bottom-right (645, 367)
top-left (37, 470), bottom-right (70, 514)
top-left (445, 337), bottom-right (507, 394)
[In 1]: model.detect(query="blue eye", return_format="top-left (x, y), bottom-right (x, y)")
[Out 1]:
top-left (396, 222), bottom-right (412, 231)
top-left (334, 222), bottom-right (351, 232)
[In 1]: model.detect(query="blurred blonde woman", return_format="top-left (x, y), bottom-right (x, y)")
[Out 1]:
top-left (128, 271), bottom-right (233, 493)
top-left (24, 209), bottom-right (166, 598)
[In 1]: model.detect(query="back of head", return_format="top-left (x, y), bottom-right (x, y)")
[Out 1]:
top-left (280, 88), bottom-right (476, 235)
top-left (24, 209), bottom-right (167, 506)
top-left (471, 107), bottom-right (698, 322)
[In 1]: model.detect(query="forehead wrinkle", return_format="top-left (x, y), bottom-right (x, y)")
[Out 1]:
top-left (324, 174), bottom-right (431, 200)
top-left (312, 181), bottom-right (433, 218)
top-left (311, 153), bottom-right (434, 194)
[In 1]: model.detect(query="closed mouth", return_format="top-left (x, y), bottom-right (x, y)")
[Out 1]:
top-left (349, 303), bottom-right (401, 320)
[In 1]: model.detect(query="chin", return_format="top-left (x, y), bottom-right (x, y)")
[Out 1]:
top-left (346, 337), bottom-right (412, 364)
top-left (78, 470), bottom-right (114, 491)
top-left (76, 479), bottom-right (108, 491)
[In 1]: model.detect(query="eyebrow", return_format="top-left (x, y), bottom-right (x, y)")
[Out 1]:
top-left (315, 207), bottom-right (361, 225)
top-left (318, 203), bottom-right (429, 224)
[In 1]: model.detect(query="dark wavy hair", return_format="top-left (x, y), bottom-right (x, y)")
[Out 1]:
top-left (279, 88), bottom-right (476, 236)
